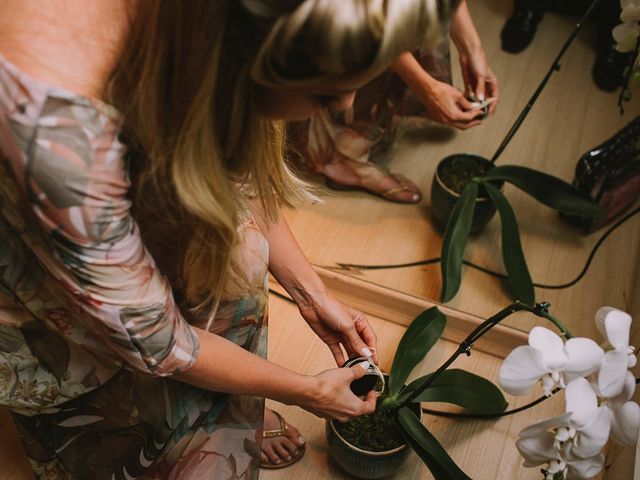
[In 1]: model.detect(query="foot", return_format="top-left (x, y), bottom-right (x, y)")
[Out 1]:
top-left (501, 8), bottom-right (543, 54)
top-left (260, 409), bottom-right (305, 468)
top-left (592, 46), bottom-right (631, 92)
top-left (322, 158), bottom-right (422, 204)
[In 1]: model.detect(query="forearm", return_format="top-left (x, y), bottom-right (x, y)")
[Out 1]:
top-left (391, 52), bottom-right (439, 104)
top-left (176, 327), bottom-right (315, 405)
top-left (449, 0), bottom-right (483, 56)
top-left (250, 202), bottom-right (327, 309)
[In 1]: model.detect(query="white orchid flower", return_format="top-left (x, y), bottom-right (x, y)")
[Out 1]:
top-left (597, 370), bottom-right (640, 446)
top-left (516, 426), bottom-right (605, 480)
top-left (595, 307), bottom-right (637, 398)
top-left (613, 0), bottom-right (640, 52)
top-left (516, 379), bottom-right (610, 479)
top-left (621, 0), bottom-right (640, 23)
top-left (499, 327), bottom-right (604, 396)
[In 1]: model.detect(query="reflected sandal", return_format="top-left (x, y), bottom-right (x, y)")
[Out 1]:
top-left (325, 170), bottom-right (422, 204)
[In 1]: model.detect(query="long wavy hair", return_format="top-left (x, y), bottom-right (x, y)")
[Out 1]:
top-left (108, 0), bottom-right (453, 315)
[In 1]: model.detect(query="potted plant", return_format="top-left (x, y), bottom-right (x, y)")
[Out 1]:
top-left (326, 306), bottom-right (506, 479)
top-left (430, 0), bottom-right (609, 304)
top-left (326, 303), bottom-right (639, 480)
top-left (433, 157), bottom-right (602, 304)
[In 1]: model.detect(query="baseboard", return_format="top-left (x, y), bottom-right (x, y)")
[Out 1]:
top-left (269, 266), bottom-right (528, 359)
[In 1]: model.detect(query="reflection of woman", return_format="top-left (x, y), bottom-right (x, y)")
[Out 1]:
top-left (289, 0), bottom-right (500, 204)
top-left (0, 0), bottom-right (454, 477)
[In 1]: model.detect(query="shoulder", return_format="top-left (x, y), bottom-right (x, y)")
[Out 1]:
top-left (0, 0), bottom-right (134, 100)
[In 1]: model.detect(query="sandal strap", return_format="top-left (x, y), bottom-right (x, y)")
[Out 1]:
top-left (262, 410), bottom-right (288, 438)
top-left (381, 173), bottom-right (412, 197)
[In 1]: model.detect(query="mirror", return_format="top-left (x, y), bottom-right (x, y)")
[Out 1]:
top-left (283, 0), bottom-right (640, 338)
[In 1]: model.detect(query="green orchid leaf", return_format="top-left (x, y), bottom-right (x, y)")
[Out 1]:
top-left (388, 307), bottom-right (446, 396)
top-left (396, 407), bottom-right (472, 480)
top-left (481, 165), bottom-right (603, 216)
top-left (440, 182), bottom-right (478, 302)
top-left (413, 369), bottom-right (508, 414)
top-left (393, 374), bottom-right (432, 406)
top-left (484, 182), bottom-right (535, 305)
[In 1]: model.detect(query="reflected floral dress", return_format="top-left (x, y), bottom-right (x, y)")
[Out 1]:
top-left (288, 41), bottom-right (452, 177)
top-left (0, 55), bottom-right (267, 479)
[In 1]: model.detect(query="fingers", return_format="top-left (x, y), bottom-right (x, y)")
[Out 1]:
top-left (349, 361), bottom-right (370, 380)
top-left (328, 342), bottom-right (346, 367)
top-left (475, 78), bottom-right (486, 104)
top-left (350, 309), bottom-right (379, 364)
top-left (361, 390), bottom-right (377, 415)
top-left (342, 322), bottom-right (373, 364)
top-left (487, 78), bottom-right (500, 115)
top-left (456, 94), bottom-right (476, 112)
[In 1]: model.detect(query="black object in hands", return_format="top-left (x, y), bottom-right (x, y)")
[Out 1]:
top-left (344, 357), bottom-right (379, 396)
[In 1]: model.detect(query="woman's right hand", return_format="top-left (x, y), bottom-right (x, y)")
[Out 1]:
top-left (299, 364), bottom-right (377, 422)
top-left (417, 79), bottom-right (484, 130)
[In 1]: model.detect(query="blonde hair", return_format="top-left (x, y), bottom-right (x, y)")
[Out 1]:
top-left (109, 0), bottom-right (452, 313)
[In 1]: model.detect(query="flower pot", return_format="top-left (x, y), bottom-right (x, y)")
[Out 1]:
top-left (325, 402), bottom-right (422, 479)
top-left (431, 154), bottom-right (502, 233)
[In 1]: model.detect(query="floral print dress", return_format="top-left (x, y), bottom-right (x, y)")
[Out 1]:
top-left (288, 42), bottom-right (452, 173)
top-left (0, 55), bottom-right (268, 479)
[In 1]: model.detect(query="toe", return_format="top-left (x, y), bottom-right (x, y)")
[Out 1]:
top-left (273, 442), bottom-right (293, 462)
top-left (262, 443), bottom-right (282, 466)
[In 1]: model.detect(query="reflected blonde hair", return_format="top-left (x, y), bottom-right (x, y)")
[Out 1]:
top-left (109, 0), bottom-right (453, 312)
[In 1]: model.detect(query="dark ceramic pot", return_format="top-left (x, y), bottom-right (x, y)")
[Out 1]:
top-left (431, 154), bottom-right (502, 233)
top-left (326, 402), bottom-right (422, 479)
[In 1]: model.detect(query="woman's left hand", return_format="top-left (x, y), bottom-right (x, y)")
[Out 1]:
top-left (299, 293), bottom-right (378, 367)
top-left (458, 48), bottom-right (499, 115)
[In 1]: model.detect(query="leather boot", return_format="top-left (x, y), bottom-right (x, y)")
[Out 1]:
top-left (501, 7), bottom-right (544, 54)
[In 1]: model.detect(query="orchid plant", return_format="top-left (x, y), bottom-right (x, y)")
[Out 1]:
top-left (500, 306), bottom-right (639, 479)
top-left (376, 303), bottom-right (638, 480)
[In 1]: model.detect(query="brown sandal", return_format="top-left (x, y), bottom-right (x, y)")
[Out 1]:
top-left (323, 160), bottom-right (422, 204)
top-left (260, 411), bottom-right (306, 469)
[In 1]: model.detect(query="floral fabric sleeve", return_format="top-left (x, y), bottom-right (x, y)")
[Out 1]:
top-left (0, 57), bottom-right (199, 376)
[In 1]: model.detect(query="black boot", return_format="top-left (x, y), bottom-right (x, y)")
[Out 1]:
top-left (592, 47), bottom-right (632, 92)
top-left (564, 116), bottom-right (640, 231)
top-left (501, 6), bottom-right (544, 54)
top-left (591, 0), bottom-right (629, 91)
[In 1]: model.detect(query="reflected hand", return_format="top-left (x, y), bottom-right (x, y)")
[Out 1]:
top-left (458, 48), bottom-right (499, 115)
top-left (418, 80), bottom-right (484, 130)
top-left (299, 292), bottom-right (378, 367)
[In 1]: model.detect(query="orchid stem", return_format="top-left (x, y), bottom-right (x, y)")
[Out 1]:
top-left (537, 311), bottom-right (572, 339)
top-left (397, 301), bottom-right (573, 409)
top-left (490, 0), bottom-right (606, 164)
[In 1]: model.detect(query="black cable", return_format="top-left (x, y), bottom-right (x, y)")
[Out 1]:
top-left (329, 206), bottom-right (640, 291)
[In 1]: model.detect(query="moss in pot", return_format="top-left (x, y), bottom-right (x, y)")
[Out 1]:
top-left (431, 154), bottom-right (501, 234)
top-left (327, 391), bottom-right (422, 479)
